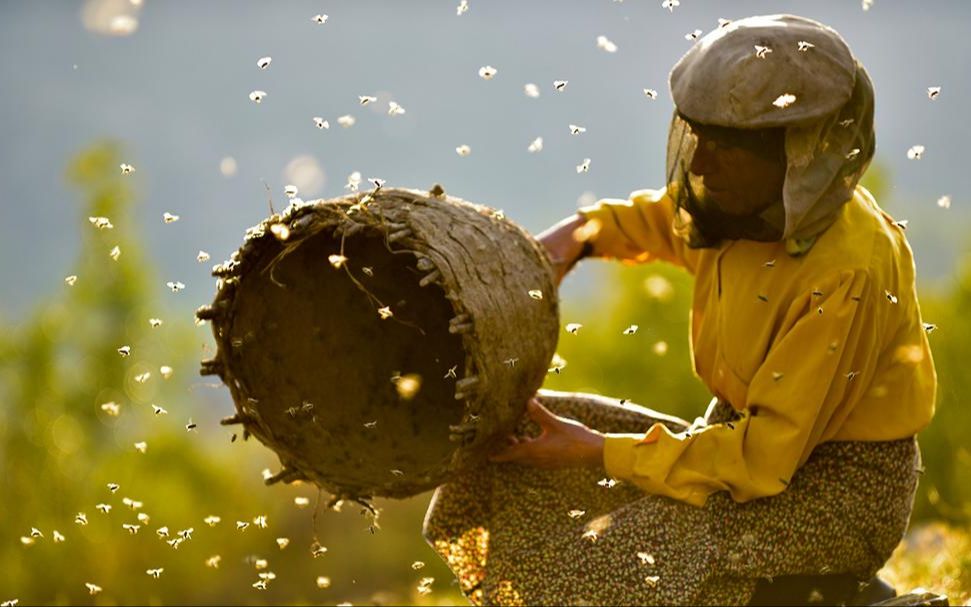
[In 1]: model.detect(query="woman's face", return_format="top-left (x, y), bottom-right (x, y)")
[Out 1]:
top-left (687, 123), bottom-right (787, 216)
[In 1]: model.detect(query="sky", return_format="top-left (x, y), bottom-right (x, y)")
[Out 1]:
top-left (1, 0), bottom-right (970, 322)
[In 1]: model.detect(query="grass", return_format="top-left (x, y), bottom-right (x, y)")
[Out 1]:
top-left (409, 521), bottom-right (971, 606)
top-left (880, 521), bottom-right (971, 605)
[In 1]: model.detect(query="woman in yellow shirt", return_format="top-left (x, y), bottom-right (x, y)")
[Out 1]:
top-left (424, 14), bottom-right (936, 606)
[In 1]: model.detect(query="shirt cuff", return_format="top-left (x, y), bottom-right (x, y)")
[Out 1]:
top-left (602, 425), bottom-right (711, 508)
top-left (576, 201), bottom-right (642, 261)
top-left (603, 433), bottom-right (652, 480)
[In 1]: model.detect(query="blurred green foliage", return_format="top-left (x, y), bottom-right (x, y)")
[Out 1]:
top-left (0, 145), bottom-right (967, 605)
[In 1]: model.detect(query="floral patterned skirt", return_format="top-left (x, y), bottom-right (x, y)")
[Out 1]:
top-left (423, 389), bottom-right (920, 606)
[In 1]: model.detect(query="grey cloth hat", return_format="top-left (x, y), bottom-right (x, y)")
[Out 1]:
top-left (670, 14), bottom-right (857, 129)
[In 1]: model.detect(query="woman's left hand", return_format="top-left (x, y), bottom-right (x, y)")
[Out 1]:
top-left (489, 398), bottom-right (606, 469)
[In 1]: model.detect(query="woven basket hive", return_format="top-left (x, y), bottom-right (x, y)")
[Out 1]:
top-left (197, 185), bottom-right (559, 502)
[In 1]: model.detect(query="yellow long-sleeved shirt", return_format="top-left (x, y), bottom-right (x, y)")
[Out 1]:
top-left (576, 186), bottom-right (936, 507)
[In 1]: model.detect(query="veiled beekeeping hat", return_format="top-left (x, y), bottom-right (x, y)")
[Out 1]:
top-left (665, 14), bottom-right (875, 253)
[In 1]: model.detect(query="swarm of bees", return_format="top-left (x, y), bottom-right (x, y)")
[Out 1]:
top-left (16, 4), bottom-right (947, 606)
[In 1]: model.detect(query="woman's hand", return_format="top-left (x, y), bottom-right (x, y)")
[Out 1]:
top-left (489, 398), bottom-right (605, 469)
top-left (536, 214), bottom-right (591, 286)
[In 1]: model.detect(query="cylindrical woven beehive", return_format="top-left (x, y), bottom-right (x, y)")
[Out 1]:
top-left (197, 185), bottom-right (559, 502)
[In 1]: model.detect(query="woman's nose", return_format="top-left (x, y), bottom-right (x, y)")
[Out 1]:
top-left (690, 140), bottom-right (718, 175)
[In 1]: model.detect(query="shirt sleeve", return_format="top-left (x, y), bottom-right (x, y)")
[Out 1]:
top-left (602, 269), bottom-right (875, 507)
top-left (576, 188), bottom-right (698, 273)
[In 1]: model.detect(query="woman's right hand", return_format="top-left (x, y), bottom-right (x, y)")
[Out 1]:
top-left (536, 214), bottom-right (592, 286)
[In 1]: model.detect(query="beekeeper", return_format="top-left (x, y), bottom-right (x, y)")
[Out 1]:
top-left (424, 14), bottom-right (936, 606)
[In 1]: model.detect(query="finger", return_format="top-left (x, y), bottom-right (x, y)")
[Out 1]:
top-left (489, 444), bottom-right (525, 463)
top-left (527, 398), bottom-right (559, 429)
top-left (489, 436), bottom-right (539, 463)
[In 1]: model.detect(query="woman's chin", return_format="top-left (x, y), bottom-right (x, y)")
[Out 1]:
top-left (707, 191), bottom-right (762, 216)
